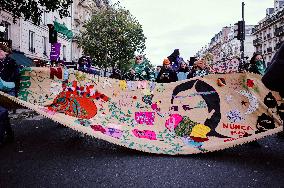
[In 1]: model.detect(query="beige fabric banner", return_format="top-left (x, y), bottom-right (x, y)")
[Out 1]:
top-left (1, 67), bottom-right (283, 155)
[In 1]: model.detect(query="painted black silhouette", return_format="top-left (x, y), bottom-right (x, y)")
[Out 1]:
top-left (171, 79), bottom-right (228, 138)
top-left (264, 92), bottom-right (277, 110)
top-left (255, 113), bottom-right (275, 134)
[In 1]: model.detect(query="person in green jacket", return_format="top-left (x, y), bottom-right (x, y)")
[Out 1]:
top-left (129, 55), bottom-right (155, 81)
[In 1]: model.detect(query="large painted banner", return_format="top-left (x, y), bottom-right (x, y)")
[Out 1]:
top-left (0, 67), bottom-right (283, 155)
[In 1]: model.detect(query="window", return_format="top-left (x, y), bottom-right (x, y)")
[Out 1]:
top-left (42, 36), bottom-right (47, 55)
top-left (41, 11), bottom-right (46, 25)
top-left (29, 30), bottom-right (35, 53)
top-left (1, 21), bottom-right (11, 40)
top-left (63, 45), bottom-right (66, 60)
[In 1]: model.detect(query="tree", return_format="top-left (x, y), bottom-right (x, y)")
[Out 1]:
top-left (78, 3), bottom-right (146, 73)
top-left (0, 0), bottom-right (73, 25)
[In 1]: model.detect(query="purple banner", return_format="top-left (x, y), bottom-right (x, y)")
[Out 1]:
top-left (50, 43), bottom-right (61, 61)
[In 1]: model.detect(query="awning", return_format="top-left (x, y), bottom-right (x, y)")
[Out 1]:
top-left (9, 51), bottom-right (33, 67)
top-left (54, 21), bottom-right (73, 39)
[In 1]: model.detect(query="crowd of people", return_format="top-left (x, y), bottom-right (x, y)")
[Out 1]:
top-left (0, 43), bottom-right (284, 147)
top-left (115, 48), bottom-right (272, 85)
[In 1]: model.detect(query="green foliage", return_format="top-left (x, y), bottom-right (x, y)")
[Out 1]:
top-left (0, 0), bottom-right (73, 25)
top-left (78, 3), bottom-right (146, 71)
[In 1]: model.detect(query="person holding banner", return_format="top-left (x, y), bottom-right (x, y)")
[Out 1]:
top-left (0, 44), bottom-right (18, 146)
top-left (187, 59), bottom-right (209, 79)
top-left (262, 43), bottom-right (284, 138)
top-left (129, 55), bottom-right (155, 81)
top-left (248, 53), bottom-right (266, 75)
top-left (156, 58), bottom-right (178, 83)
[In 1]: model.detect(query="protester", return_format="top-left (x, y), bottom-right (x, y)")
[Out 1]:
top-left (0, 44), bottom-right (17, 146)
top-left (262, 43), bottom-right (284, 138)
top-left (156, 58), bottom-right (178, 83)
top-left (129, 55), bottom-right (155, 81)
top-left (187, 59), bottom-right (209, 79)
top-left (109, 68), bottom-right (122, 80)
top-left (167, 49), bottom-right (183, 72)
top-left (248, 53), bottom-right (266, 75)
top-left (155, 66), bottom-right (162, 79)
top-left (176, 61), bottom-right (189, 81)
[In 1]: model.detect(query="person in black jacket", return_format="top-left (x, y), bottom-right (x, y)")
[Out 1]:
top-left (109, 68), bottom-right (122, 80)
top-left (0, 44), bottom-right (17, 146)
top-left (156, 58), bottom-right (178, 83)
top-left (187, 59), bottom-right (209, 79)
top-left (262, 43), bottom-right (284, 138)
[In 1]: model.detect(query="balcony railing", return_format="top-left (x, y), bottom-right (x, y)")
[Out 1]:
top-left (253, 38), bottom-right (262, 46)
top-left (29, 47), bottom-right (35, 53)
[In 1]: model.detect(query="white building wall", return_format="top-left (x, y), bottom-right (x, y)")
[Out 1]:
top-left (0, 11), bottom-right (21, 51)
top-left (244, 35), bottom-right (255, 59)
top-left (19, 9), bottom-right (72, 62)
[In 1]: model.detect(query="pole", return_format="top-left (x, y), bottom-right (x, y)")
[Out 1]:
top-left (238, 2), bottom-right (246, 72)
top-left (241, 2), bottom-right (245, 61)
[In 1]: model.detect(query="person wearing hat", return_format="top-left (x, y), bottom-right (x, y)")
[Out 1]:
top-left (156, 58), bottom-right (178, 83)
top-left (187, 59), bottom-right (209, 79)
top-left (0, 44), bottom-right (18, 146)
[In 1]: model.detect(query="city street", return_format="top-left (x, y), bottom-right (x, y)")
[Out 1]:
top-left (0, 110), bottom-right (284, 188)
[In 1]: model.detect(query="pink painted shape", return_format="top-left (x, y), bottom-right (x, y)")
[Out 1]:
top-left (91, 125), bottom-right (106, 134)
top-left (105, 128), bottom-right (123, 139)
top-left (135, 112), bottom-right (155, 125)
top-left (132, 129), bottom-right (157, 140)
top-left (165, 114), bottom-right (183, 130)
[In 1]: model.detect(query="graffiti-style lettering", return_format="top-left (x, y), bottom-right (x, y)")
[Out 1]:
top-left (50, 67), bottom-right (62, 79)
top-left (222, 123), bottom-right (254, 131)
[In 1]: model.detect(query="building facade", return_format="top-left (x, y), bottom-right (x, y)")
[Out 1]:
top-left (195, 25), bottom-right (255, 63)
top-left (0, 10), bottom-right (72, 64)
top-left (71, 0), bottom-right (109, 62)
top-left (253, 0), bottom-right (284, 64)
top-left (0, 0), bottom-right (110, 65)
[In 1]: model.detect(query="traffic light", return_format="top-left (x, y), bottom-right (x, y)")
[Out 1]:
top-left (234, 21), bottom-right (245, 41)
top-left (47, 24), bottom-right (57, 43)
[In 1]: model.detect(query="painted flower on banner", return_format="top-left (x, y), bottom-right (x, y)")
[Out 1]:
top-left (226, 109), bottom-right (244, 123)
top-left (75, 119), bottom-right (92, 127)
top-left (242, 77), bottom-right (259, 93)
top-left (149, 82), bottom-right (156, 91)
top-left (246, 79), bottom-right (254, 88)
top-left (217, 78), bottom-right (226, 87)
top-left (142, 94), bottom-right (154, 105)
top-left (156, 84), bottom-right (165, 92)
top-left (75, 71), bottom-right (86, 82)
top-left (50, 82), bottom-right (63, 95)
top-left (225, 95), bottom-right (233, 103)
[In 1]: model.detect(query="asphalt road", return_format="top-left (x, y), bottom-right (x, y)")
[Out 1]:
top-left (0, 110), bottom-right (284, 188)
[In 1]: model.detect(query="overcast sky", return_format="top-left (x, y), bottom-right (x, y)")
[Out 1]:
top-left (112, 0), bottom-right (274, 65)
